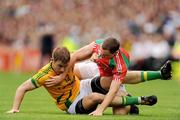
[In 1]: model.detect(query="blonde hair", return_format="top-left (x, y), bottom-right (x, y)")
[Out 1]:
top-left (52, 47), bottom-right (70, 64)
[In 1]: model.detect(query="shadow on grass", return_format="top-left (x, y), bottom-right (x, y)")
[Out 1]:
top-left (21, 110), bottom-right (66, 115)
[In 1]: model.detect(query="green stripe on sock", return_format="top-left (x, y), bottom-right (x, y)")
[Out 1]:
top-left (141, 71), bottom-right (146, 82)
top-left (122, 96), bottom-right (140, 106)
top-left (141, 71), bottom-right (162, 82)
top-left (122, 96), bottom-right (126, 105)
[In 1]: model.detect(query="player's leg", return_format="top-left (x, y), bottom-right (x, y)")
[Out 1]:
top-left (67, 77), bottom-right (157, 114)
top-left (75, 93), bottom-right (102, 114)
top-left (115, 95), bottom-right (158, 106)
top-left (123, 60), bottom-right (172, 84)
top-left (75, 93), bottom-right (129, 114)
top-left (67, 78), bottom-right (98, 114)
top-left (112, 106), bottom-right (130, 115)
top-left (74, 92), bottom-right (157, 114)
top-left (91, 76), bottom-right (139, 115)
top-left (74, 60), bottom-right (172, 84)
top-left (112, 90), bottom-right (131, 115)
top-left (127, 94), bottom-right (139, 114)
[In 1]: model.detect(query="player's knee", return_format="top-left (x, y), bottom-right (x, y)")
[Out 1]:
top-left (113, 106), bottom-right (130, 115)
top-left (113, 110), bottom-right (129, 115)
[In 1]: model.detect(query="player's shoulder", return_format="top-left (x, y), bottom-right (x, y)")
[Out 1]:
top-left (37, 62), bottom-right (54, 77)
top-left (120, 48), bottom-right (129, 55)
top-left (32, 63), bottom-right (54, 81)
top-left (119, 47), bottom-right (130, 60)
top-left (92, 39), bottom-right (103, 49)
top-left (40, 62), bottom-right (52, 71)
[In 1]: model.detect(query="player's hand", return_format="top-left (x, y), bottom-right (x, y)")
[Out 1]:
top-left (6, 109), bottom-right (19, 114)
top-left (45, 76), bottom-right (63, 87)
top-left (90, 53), bottom-right (98, 62)
top-left (89, 108), bottom-right (103, 116)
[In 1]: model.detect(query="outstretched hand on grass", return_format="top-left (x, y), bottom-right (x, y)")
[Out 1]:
top-left (89, 108), bottom-right (103, 116)
top-left (6, 109), bottom-right (19, 114)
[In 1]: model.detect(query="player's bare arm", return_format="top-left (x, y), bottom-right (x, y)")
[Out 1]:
top-left (6, 80), bottom-right (36, 114)
top-left (72, 42), bottom-right (94, 62)
top-left (89, 80), bottom-right (121, 116)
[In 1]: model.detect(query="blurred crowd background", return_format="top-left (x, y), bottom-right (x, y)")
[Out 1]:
top-left (0, 0), bottom-right (180, 78)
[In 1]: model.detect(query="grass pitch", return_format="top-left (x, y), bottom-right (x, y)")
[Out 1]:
top-left (0, 71), bottom-right (180, 120)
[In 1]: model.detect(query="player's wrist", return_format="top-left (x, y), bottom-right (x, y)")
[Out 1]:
top-left (97, 105), bottom-right (105, 113)
top-left (6, 109), bottom-right (19, 113)
top-left (12, 108), bottom-right (19, 112)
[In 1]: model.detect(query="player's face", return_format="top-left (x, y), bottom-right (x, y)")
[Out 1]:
top-left (52, 60), bottom-right (69, 75)
top-left (101, 48), bottom-right (117, 58)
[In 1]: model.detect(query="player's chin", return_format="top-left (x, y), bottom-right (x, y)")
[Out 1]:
top-left (57, 71), bottom-right (63, 75)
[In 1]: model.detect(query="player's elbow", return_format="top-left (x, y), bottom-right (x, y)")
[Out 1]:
top-left (16, 85), bottom-right (29, 93)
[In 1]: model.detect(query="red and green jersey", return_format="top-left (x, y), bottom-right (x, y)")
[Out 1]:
top-left (92, 39), bottom-right (130, 83)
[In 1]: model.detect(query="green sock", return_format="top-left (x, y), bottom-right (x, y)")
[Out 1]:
top-left (141, 71), bottom-right (162, 82)
top-left (122, 96), bottom-right (141, 106)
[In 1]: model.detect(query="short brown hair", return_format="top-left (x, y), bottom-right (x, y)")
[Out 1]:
top-left (102, 37), bottom-right (120, 54)
top-left (52, 47), bottom-right (70, 64)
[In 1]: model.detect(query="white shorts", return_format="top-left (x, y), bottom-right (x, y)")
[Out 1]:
top-left (75, 60), bottom-right (99, 79)
top-left (67, 79), bottom-right (92, 114)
